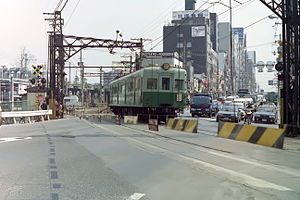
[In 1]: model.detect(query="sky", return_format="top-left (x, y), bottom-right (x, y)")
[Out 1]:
top-left (0, 0), bottom-right (281, 83)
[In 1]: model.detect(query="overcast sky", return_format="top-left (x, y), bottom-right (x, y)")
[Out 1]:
top-left (0, 0), bottom-right (281, 79)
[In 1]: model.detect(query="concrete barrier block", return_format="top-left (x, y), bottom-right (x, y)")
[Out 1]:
top-left (124, 116), bottom-right (138, 124)
top-left (166, 119), bottom-right (197, 133)
top-left (217, 122), bottom-right (286, 149)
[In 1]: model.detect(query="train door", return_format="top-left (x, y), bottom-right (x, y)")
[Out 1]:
top-left (159, 75), bottom-right (172, 106)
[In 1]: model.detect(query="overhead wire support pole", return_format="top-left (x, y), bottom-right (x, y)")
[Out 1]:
top-left (259, 0), bottom-right (300, 136)
top-left (229, 0), bottom-right (234, 97)
top-left (131, 38), bottom-right (152, 70)
top-left (45, 7), bottom-right (142, 118)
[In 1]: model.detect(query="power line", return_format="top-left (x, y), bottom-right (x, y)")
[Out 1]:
top-left (217, 14), bottom-right (273, 42)
top-left (60, 0), bottom-right (69, 12)
top-left (65, 0), bottom-right (81, 27)
top-left (218, 0), bottom-right (255, 19)
top-left (55, 0), bottom-right (64, 11)
top-left (144, 0), bottom-right (254, 51)
top-left (147, 1), bottom-right (214, 51)
top-left (138, 0), bottom-right (183, 37)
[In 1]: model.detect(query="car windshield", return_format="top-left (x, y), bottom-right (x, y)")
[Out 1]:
top-left (191, 96), bottom-right (210, 104)
top-left (234, 104), bottom-right (244, 109)
top-left (258, 106), bottom-right (275, 112)
top-left (220, 106), bottom-right (237, 112)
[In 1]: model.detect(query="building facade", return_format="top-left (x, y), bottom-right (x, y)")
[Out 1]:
top-left (163, 8), bottom-right (218, 94)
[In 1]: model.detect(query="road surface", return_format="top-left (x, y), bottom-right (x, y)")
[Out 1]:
top-left (0, 118), bottom-right (299, 200)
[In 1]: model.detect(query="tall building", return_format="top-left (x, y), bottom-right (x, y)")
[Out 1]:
top-left (185, 0), bottom-right (196, 10)
top-left (163, 4), bottom-right (218, 94)
top-left (218, 22), bottom-right (230, 53)
top-left (247, 51), bottom-right (257, 64)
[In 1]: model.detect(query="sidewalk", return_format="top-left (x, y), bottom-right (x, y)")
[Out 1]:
top-left (124, 123), bottom-right (300, 170)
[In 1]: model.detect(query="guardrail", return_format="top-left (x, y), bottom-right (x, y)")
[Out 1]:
top-left (1, 110), bottom-right (53, 124)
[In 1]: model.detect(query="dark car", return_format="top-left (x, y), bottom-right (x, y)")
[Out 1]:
top-left (253, 105), bottom-right (278, 124)
top-left (190, 94), bottom-right (212, 117)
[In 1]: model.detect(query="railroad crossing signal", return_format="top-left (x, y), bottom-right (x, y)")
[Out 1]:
top-left (32, 65), bottom-right (44, 76)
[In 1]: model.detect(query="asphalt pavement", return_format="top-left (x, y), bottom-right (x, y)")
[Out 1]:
top-left (0, 118), bottom-right (299, 200)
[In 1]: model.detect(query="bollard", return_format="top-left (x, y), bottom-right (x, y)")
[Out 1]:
top-left (115, 116), bottom-right (121, 125)
top-left (148, 119), bottom-right (159, 131)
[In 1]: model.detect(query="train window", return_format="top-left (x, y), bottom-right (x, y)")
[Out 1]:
top-left (162, 78), bottom-right (170, 90)
top-left (175, 79), bottom-right (184, 90)
top-left (136, 78), bottom-right (141, 90)
top-left (147, 78), bottom-right (157, 89)
top-left (126, 81), bottom-right (133, 92)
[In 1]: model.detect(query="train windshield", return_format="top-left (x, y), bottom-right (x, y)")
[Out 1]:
top-left (191, 96), bottom-right (210, 105)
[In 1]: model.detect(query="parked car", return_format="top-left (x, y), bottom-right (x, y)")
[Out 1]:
top-left (216, 105), bottom-right (242, 123)
top-left (253, 104), bottom-right (278, 124)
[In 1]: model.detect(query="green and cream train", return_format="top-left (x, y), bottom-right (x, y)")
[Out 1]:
top-left (109, 64), bottom-right (187, 120)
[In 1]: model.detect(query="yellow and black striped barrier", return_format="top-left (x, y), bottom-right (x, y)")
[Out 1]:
top-left (166, 119), bottom-right (198, 133)
top-left (217, 122), bottom-right (286, 149)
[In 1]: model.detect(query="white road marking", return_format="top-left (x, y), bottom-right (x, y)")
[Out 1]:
top-left (97, 124), bottom-right (293, 192)
top-left (126, 193), bottom-right (145, 200)
top-left (0, 137), bottom-right (32, 144)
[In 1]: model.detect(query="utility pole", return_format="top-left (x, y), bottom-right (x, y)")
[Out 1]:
top-left (229, 0), bottom-right (234, 96)
top-left (131, 38), bottom-right (152, 70)
top-left (10, 76), bottom-right (14, 111)
top-left (99, 67), bottom-right (103, 103)
top-left (79, 51), bottom-right (84, 107)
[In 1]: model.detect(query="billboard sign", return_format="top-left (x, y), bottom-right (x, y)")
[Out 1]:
top-left (192, 26), bottom-right (205, 37)
top-left (172, 10), bottom-right (209, 21)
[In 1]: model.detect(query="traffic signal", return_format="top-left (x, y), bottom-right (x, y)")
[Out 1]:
top-left (30, 78), bottom-right (35, 84)
top-left (275, 62), bottom-right (284, 71)
top-left (41, 78), bottom-right (47, 85)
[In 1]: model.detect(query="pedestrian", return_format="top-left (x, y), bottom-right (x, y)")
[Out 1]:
top-left (41, 101), bottom-right (48, 110)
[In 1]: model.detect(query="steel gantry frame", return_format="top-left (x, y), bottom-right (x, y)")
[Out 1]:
top-left (45, 11), bottom-right (142, 117)
top-left (260, 0), bottom-right (300, 136)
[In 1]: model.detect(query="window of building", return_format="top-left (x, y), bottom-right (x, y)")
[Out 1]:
top-left (184, 14), bottom-right (189, 18)
top-left (187, 42), bottom-right (192, 48)
top-left (187, 61), bottom-right (193, 66)
top-left (177, 33), bottom-right (183, 38)
top-left (176, 42), bottom-right (183, 48)
top-left (187, 50), bottom-right (192, 58)
top-left (162, 78), bottom-right (170, 90)
top-left (147, 78), bottom-right (157, 89)
top-left (175, 79), bottom-right (184, 90)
